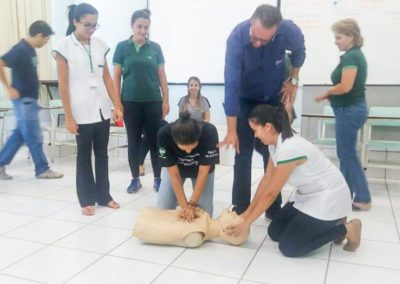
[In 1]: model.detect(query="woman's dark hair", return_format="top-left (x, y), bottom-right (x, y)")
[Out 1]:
top-left (171, 112), bottom-right (201, 145)
top-left (66, 3), bottom-right (98, 36)
top-left (131, 9), bottom-right (151, 24)
top-left (249, 104), bottom-right (294, 141)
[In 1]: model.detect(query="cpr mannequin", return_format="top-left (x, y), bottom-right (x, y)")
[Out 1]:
top-left (133, 208), bottom-right (249, 247)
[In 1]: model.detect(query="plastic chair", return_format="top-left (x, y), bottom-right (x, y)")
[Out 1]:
top-left (313, 105), bottom-right (336, 148)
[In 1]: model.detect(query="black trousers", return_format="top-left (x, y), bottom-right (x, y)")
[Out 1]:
top-left (76, 117), bottom-right (112, 207)
top-left (268, 202), bottom-right (347, 257)
top-left (232, 98), bottom-right (282, 215)
top-left (139, 120), bottom-right (167, 165)
top-left (123, 101), bottom-right (162, 178)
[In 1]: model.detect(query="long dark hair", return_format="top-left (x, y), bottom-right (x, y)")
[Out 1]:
top-left (66, 3), bottom-right (98, 36)
top-left (249, 104), bottom-right (294, 141)
top-left (171, 112), bottom-right (201, 145)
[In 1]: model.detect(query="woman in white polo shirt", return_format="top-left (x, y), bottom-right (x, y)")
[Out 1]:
top-left (224, 104), bottom-right (362, 257)
top-left (53, 3), bottom-right (123, 216)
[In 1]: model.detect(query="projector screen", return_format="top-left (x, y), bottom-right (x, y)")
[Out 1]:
top-left (149, 0), bottom-right (277, 83)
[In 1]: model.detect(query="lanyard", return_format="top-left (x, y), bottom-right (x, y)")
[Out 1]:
top-left (80, 40), bottom-right (94, 74)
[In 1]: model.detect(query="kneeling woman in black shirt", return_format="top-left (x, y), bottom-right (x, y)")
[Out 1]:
top-left (157, 112), bottom-right (219, 222)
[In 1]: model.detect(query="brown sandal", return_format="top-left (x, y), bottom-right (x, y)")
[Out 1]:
top-left (107, 200), bottom-right (120, 209)
top-left (82, 206), bottom-right (95, 216)
top-left (343, 219), bottom-right (362, 251)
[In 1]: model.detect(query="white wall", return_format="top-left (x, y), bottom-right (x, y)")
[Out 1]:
top-left (51, 0), bottom-right (147, 78)
top-left (282, 0), bottom-right (400, 84)
top-left (149, 0), bottom-right (277, 83)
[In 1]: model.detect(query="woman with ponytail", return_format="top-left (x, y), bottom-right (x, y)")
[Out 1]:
top-left (113, 9), bottom-right (169, 194)
top-left (225, 104), bottom-right (362, 257)
top-left (53, 3), bottom-right (123, 216)
top-left (156, 112), bottom-right (219, 222)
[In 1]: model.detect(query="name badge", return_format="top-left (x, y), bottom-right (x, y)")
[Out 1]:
top-left (89, 73), bottom-right (97, 89)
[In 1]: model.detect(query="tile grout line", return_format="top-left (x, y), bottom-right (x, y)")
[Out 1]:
top-left (385, 170), bottom-right (400, 242)
top-left (323, 243), bottom-right (333, 284)
top-left (149, 247), bottom-right (188, 283)
top-left (237, 232), bottom-right (269, 283)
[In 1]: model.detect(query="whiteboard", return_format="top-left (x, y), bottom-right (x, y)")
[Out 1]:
top-left (149, 0), bottom-right (277, 83)
top-left (282, 0), bottom-right (400, 85)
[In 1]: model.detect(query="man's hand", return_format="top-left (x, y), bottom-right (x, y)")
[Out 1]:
top-left (281, 80), bottom-right (297, 106)
top-left (7, 87), bottom-right (20, 100)
top-left (218, 131), bottom-right (240, 153)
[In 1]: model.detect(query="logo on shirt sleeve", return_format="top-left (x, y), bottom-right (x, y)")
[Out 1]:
top-left (159, 147), bottom-right (166, 157)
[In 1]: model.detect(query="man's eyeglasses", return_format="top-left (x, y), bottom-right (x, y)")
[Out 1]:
top-left (80, 22), bottom-right (100, 30)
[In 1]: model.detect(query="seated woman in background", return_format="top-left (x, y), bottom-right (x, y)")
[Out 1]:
top-left (224, 104), bottom-right (362, 258)
top-left (178, 76), bottom-right (211, 122)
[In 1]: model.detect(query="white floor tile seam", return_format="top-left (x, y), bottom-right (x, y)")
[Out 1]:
top-left (0, 239), bottom-right (57, 273)
top-left (146, 248), bottom-right (189, 283)
top-left (322, 242), bottom-right (334, 284)
top-left (168, 264), bottom-right (242, 281)
top-left (3, 202), bottom-right (76, 218)
top-left (62, 254), bottom-right (116, 284)
top-left (0, 190), bottom-right (70, 201)
top-left (328, 258), bottom-right (400, 272)
top-left (1, 220), bottom-right (93, 247)
top-left (75, 219), bottom-right (135, 231)
top-left (386, 193), bottom-right (400, 242)
top-left (237, 233), bottom-right (271, 282)
top-left (0, 216), bottom-right (42, 236)
top-left (0, 272), bottom-right (46, 283)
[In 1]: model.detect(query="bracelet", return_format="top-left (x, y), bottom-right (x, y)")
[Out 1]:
top-left (187, 200), bottom-right (198, 207)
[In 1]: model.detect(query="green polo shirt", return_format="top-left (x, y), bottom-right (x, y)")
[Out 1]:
top-left (113, 38), bottom-right (164, 102)
top-left (329, 47), bottom-right (367, 107)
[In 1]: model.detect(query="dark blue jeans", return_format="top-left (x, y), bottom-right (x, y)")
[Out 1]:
top-left (333, 101), bottom-right (371, 203)
top-left (232, 98), bottom-right (282, 215)
top-left (0, 97), bottom-right (49, 176)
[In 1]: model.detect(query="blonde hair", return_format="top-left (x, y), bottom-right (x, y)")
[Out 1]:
top-left (332, 18), bottom-right (363, 48)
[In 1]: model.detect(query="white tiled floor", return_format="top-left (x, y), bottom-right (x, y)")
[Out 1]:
top-left (0, 153), bottom-right (399, 284)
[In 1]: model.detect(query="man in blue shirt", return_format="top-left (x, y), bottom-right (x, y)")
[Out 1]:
top-left (0, 20), bottom-right (63, 180)
top-left (220, 5), bottom-right (306, 218)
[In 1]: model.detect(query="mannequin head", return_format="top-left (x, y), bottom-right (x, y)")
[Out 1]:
top-left (217, 209), bottom-right (248, 245)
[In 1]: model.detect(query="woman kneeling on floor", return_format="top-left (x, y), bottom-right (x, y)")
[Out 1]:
top-left (224, 104), bottom-right (362, 257)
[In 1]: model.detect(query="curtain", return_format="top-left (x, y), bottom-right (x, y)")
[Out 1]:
top-left (0, 0), bottom-right (52, 80)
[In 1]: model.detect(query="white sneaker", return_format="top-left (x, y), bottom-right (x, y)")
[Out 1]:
top-left (0, 166), bottom-right (12, 180)
top-left (36, 169), bottom-right (64, 179)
